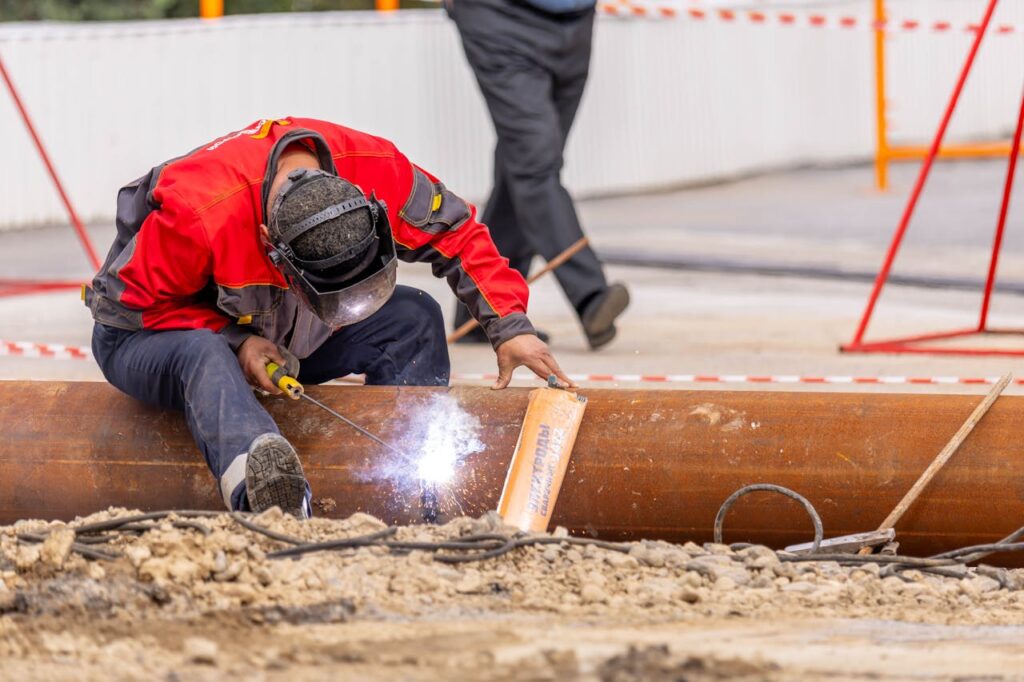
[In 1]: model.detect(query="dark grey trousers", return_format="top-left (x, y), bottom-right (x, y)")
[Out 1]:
top-left (451, 0), bottom-right (608, 329)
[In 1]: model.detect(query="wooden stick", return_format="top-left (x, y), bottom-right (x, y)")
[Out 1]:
top-left (857, 372), bottom-right (1012, 555)
top-left (446, 236), bottom-right (590, 344)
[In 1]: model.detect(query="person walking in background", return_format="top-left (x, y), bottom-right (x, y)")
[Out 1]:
top-left (448, 0), bottom-right (629, 350)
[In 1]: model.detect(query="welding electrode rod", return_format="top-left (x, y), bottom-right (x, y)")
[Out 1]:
top-left (446, 236), bottom-right (590, 344)
top-left (300, 393), bottom-right (406, 459)
top-left (857, 372), bottom-right (1012, 555)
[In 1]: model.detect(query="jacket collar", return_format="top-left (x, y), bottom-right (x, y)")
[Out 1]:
top-left (260, 129), bottom-right (337, 226)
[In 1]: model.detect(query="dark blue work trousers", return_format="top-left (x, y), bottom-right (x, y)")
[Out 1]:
top-left (451, 0), bottom-right (607, 331)
top-left (92, 285), bottom-right (450, 511)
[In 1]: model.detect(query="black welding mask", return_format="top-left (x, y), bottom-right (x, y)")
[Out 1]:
top-left (267, 168), bottom-right (397, 328)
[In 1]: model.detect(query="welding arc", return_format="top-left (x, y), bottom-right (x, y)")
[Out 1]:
top-left (299, 393), bottom-right (407, 460)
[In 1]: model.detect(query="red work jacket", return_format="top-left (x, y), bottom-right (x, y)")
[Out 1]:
top-left (86, 117), bottom-right (534, 357)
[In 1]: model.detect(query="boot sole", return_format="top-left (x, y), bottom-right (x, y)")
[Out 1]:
top-left (583, 285), bottom-right (630, 348)
top-left (245, 435), bottom-right (306, 517)
top-left (587, 324), bottom-right (618, 351)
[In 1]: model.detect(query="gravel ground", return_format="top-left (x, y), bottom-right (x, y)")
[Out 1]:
top-left (3, 509), bottom-right (1023, 680)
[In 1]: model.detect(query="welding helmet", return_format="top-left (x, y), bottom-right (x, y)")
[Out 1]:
top-left (267, 168), bottom-right (397, 328)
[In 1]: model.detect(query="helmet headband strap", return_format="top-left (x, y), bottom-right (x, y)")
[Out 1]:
top-left (277, 195), bottom-right (369, 245)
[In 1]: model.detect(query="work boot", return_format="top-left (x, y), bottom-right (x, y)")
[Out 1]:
top-left (454, 326), bottom-right (551, 345)
top-left (580, 283), bottom-right (630, 350)
top-left (245, 433), bottom-right (308, 518)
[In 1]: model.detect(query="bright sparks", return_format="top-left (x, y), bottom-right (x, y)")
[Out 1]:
top-left (414, 395), bottom-right (484, 483)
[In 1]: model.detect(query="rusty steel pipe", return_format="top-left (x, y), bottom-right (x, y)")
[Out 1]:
top-left (2, 382), bottom-right (1022, 563)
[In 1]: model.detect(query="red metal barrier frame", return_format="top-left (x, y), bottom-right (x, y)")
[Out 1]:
top-left (846, 328), bottom-right (1024, 357)
top-left (0, 52), bottom-right (101, 299)
top-left (844, 0), bottom-right (1024, 357)
top-left (0, 279), bottom-right (86, 298)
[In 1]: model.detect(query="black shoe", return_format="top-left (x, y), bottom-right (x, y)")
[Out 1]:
top-left (245, 433), bottom-right (308, 518)
top-left (581, 283), bottom-right (630, 350)
top-left (454, 326), bottom-right (550, 345)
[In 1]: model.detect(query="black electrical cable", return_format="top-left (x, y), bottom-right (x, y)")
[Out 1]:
top-left (976, 565), bottom-right (1015, 590)
top-left (878, 564), bottom-right (968, 582)
top-left (929, 526), bottom-right (1024, 564)
top-left (928, 541), bottom-right (1024, 562)
top-left (779, 552), bottom-right (958, 568)
top-left (65, 534), bottom-right (119, 545)
top-left (432, 534), bottom-right (635, 565)
top-left (12, 510), bottom-right (221, 562)
top-left (265, 527), bottom-right (400, 558)
top-left (714, 484), bottom-right (1024, 575)
top-left (11, 506), bottom-right (1024, 577)
top-left (70, 510), bottom-right (221, 535)
top-left (15, 532), bottom-right (120, 562)
top-left (714, 483), bottom-right (824, 553)
top-left (114, 520), bottom-right (212, 536)
top-left (229, 512), bottom-right (306, 545)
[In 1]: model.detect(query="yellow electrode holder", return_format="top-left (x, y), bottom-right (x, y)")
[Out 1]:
top-left (265, 362), bottom-right (303, 399)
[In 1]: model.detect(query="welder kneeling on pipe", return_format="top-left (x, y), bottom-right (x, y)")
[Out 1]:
top-left (84, 117), bottom-right (573, 519)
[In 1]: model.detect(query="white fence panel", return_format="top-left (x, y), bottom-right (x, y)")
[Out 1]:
top-left (0, 2), bottom-right (1020, 230)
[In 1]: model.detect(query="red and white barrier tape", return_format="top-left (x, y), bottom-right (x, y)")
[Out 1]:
top-left (454, 373), bottom-right (1021, 386)
top-left (599, 2), bottom-right (1020, 35)
top-left (1, 339), bottom-right (1019, 387)
top-left (1, 340), bottom-right (90, 360)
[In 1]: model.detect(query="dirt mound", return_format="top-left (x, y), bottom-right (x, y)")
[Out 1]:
top-left (2, 509), bottom-right (1023, 679)
top-left (4, 508), bottom-right (1024, 624)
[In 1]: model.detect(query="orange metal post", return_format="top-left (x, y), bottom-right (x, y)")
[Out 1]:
top-left (200, 0), bottom-right (224, 19)
top-left (873, 0), bottom-right (890, 190)
top-left (873, 0), bottom-right (1022, 191)
top-left (888, 142), bottom-right (1024, 160)
top-left (376, 0), bottom-right (400, 10)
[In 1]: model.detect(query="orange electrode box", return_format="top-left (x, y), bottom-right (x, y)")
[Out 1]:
top-left (497, 387), bottom-right (587, 532)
